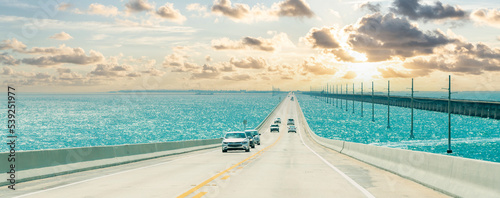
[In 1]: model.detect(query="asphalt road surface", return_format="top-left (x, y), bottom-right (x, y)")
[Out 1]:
top-left (2, 95), bottom-right (448, 198)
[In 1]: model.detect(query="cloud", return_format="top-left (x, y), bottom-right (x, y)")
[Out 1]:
top-left (125, 0), bottom-right (153, 14)
top-left (141, 67), bottom-right (166, 76)
top-left (471, 9), bottom-right (500, 28)
top-left (342, 71), bottom-right (357, 79)
top-left (155, 3), bottom-right (187, 24)
top-left (345, 13), bottom-right (456, 61)
top-left (90, 64), bottom-right (134, 77)
top-left (57, 3), bottom-right (72, 11)
top-left (205, 55), bottom-right (212, 62)
top-left (377, 67), bottom-right (428, 78)
top-left (222, 73), bottom-right (252, 81)
top-left (22, 48), bottom-right (104, 66)
top-left (230, 57), bottom-right (267, 69)
top-left (275, 0), bottom-right (315, 18)
top-left (186, 3), bottom-right (210, 17)
top-left (0, 53), bottom-right (20, 65)
top-left (0, 38), bottom-right (27, 52)
top-left (1, 66), bottom-right (14, 75)
top-left (212, 32), bottom-right (292, 52)
top-left (210, 0), bottom-right (314, 23)
top-left (88, 3), bottom-right (120, 17)
top-left (402, 41), bottom-right (500, 76)
top-left (300, 57), bottom-right (336, 75)
top-left (304, 27), bottom-right (340, 49)
top-left (191, 64), bottom-right (220, 79)
top-left (359, 2), bottom-right (381, 13)
top-left (211, 0), bottom-right (250, 20)
top-left (49, 32), bottom-right (73, 40)
top-left (390, 0), bottom-right (467, 21)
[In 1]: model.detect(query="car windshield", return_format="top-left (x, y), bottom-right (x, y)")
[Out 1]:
top-left (289, 119), bottom-right (293, 121)
top-left (252, 131), bottom-right (259, 135)
top-left (225, 133), bottom-right (246, 139)
top-left (245, 132), bottom-right (252, 137)
top-left (271, 125), bottom-right (278, 127)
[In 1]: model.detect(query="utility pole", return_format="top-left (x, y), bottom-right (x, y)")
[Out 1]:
top-left (447, 75), bottom-right (452, 153)
top-left (346, 83), bottom-right (348, 111)
top-left (336, 84), bottom-right (338, 107)
top-left (410, 78), bottom-right (415, 139)
top-left (361, 82), bottom-right (364, 117)
top-left (341, 84), bottom-right (343, 110)
top-left (327, 83), bottom-right (329, 104)
top-left (352, 83), bottom-right (355, 113)
top-left (372, 81), bottom-right (374, 122)
top-left (387, 80), bottom-right (390, 129)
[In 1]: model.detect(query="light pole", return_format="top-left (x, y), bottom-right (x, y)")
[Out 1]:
top-left (387, 80), bottom-right (390, 129)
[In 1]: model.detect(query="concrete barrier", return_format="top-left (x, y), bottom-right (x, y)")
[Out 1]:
top-left (295, 98), bottom-right (500, 198)
top-left (0, 139), bottom-right (221, 186)
top-left (0, 95), bottom-right (285, 187)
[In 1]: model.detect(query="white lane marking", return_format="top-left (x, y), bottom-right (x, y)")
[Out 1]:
top-left (14, 150), bottom-right (218, 198)
top-left (294, 103), bottom-right (376, 198)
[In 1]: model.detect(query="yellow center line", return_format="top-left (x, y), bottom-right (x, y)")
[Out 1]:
top-left (192, 192), bottom-right (207, 198)
top-left (176, 132), bottom-right (283, 198)
top-left (221, 175), bottom-right (230, 180)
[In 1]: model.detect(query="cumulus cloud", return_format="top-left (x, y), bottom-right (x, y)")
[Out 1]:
top-left (275, 0), bottom-right (315, 18)
top-left (141, 67), bottom-right (166, 76)
top-left (0, 53), bottom-right (20, 65)
top-left (186, 3), bottom-right (210, 17)
top-left (212, 33), bottom-right (292, 52)
top-left (90, 64), bottom-right (134, 77)
top-left (222, 73), bottom-right (252, 81)
top-left (49, 32), bottom-right (73, 40)
top-left (22, 48), bottom-right (104, 66)
top-left (210, 0), bottom-right (314, 23)
top-left (398, 40), bottom-right (500, 76)
top-left (155, 3), bottom-right (187, 24)
top-left (471, 9), bottom-right (500, 28)
top-left (57, 3), bottom-right (72, 11)
top-left (346, 13), bottom-right (456, 61)
top-left (1, 66), bottom-right (14, 75)
top-left (191, 64), bottom-right (220, 79)
top-left (390, 0), bottom-right (467, 21)
top-left (342, 71), bottom-right (357, 79)
top-left (359, 2), bottom-right (381, 13)
top-left (125, 0), bottom-right (153, 13)
top-left (162, 52), bottom-right (200, 72)
top-left (88, 3), bottom-right (120, 17)
top-left (230, 57), bottom-right (267, 69)
top-left (0, 38), bottom-right (27, 52)
top-left (304, 27), bottom-right (340, 49)
top-left (299, 57), bottom-right (336, 75)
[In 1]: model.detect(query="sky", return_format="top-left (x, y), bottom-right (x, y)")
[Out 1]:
top-left (0, 0), bottom-right (499, 92)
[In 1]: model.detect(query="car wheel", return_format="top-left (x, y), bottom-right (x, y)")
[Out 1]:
top-left (222, 149), bottom-right (227, 153)
top-left (245, 148), bottom-right (250, 152)
top-left (251, 144), bottom-right (255, 148)
top-left (257, 143), bottom-right (261, 145)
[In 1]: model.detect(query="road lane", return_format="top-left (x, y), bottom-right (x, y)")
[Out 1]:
top-left (4, 94), bottom-right (450, 198)
top-left (4, 96), bottom-right (288, 198)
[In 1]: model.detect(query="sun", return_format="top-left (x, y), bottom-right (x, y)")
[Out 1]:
top-left (347, 62), bottom-right (380, 81)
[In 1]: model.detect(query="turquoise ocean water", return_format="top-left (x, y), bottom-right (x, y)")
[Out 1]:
top-left (298, 93), bottom-right (500, 163)
top-left (2, 92), bottom-right (499, 163)
top-left (1, 93), bottom-right (281, 152)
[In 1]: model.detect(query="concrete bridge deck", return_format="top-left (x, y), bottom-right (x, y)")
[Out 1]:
top-left (1, 95), bottom-right (451, 198)
top-left (305, 92), bottom-right (500, 120)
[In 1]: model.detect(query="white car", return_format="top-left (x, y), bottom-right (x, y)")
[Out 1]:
top-left (287, 118), bottom-right (295, 125)
top-left (288, 125), bottom-right (297, 133)
top-left (222, 132), bottom-right (250, 153)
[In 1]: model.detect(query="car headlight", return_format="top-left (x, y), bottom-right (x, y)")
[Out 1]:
top-left (222, 142), bottom-right (228, 144)
top-left (242, 141), bottom-right (248, 144)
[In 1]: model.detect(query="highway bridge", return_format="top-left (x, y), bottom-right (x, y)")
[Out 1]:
top-left (305, 91), bottom-right (500, 120)
top-left (1, 95), bottom-right (499, 198)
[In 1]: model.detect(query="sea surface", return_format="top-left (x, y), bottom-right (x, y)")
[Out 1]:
top-left (298, 93), bottom-right (500, 163)
top-left (0, 93), bottom-right (281, 152)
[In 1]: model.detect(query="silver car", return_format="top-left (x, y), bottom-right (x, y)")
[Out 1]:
top-left (222, 132), bottom-right (250, 153)
top-left (245, 129), bottom-right (261, 145)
